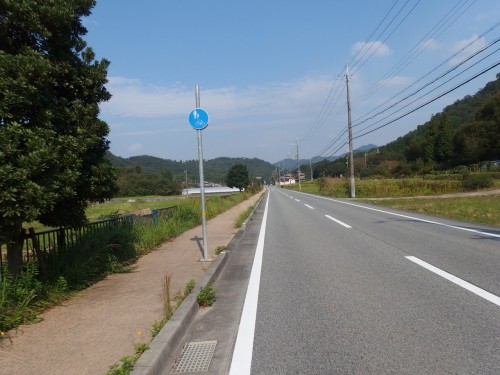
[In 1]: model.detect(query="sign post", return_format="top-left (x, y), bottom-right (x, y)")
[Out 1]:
top-left (189, 85), bottom-right (210, 261)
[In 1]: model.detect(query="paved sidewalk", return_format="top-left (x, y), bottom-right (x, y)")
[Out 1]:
top-left (0, 192), bottom-right (264, 375)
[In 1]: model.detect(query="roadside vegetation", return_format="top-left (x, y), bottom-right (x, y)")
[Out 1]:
top-left (197, 283), bottom-right (218, 307)
top-left (235, 205), bottom-right (256, 228)
top-left (290, 173), bottom-right (497, 198)
top-left (0, 188), bottom-right (261, 336)
top-left (366, 196), bottom-right (500, 227)
top-left (283, 175), bottom-right (499, 227)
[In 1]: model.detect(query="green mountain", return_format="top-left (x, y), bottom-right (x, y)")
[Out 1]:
top-left (106, 153), bottom-right (276, 184)
top-left (313, 73), bottom-right (500, 177)
top-left (372, 74), bottom-right (500, 168)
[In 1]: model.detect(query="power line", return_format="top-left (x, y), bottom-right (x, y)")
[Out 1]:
top-left (355, 0), bottom-right (477, 106)
top-left (352, 60), bottom-right (500, 140)
top-left (353, 32), bottom-right (500, 131)
top-left (352, 0), bottom-right (423, 75)
top-left (300, 0), bottom-right (407, 145)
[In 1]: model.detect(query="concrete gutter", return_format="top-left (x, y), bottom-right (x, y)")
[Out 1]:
top-left (131, 251), bottom-right (229, 375)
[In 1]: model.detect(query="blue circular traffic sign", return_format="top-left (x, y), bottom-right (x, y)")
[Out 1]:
top-left (188, 108), bottom-right (209, 130)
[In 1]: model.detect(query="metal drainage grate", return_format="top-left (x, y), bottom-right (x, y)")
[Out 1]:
top-left (171, 340), bottom-right (217, 373)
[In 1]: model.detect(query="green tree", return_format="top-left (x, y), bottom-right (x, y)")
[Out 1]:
top-left (226, 164), bottom-right (249, 192)
top-left (0, 0), bottom-right (116, 275)
top-left (434, 114), bottom-right (453, 164)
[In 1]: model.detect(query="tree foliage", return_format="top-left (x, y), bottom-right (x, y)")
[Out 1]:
top-left (0, 0), bottom-right (116, 273)
top-left (107, 153), bottom-right (275, 185)
top-left (312, 74), bottom-right (500, 178)
top-left (226, 164), bottom-right (249, 192)
top-left (115, 167), bottom-right (181, 197)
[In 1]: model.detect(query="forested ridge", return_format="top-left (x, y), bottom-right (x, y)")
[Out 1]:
top-left (313, 74), bottom-right (500, 178)
top-left (107, 153), bottom-right (275, 196)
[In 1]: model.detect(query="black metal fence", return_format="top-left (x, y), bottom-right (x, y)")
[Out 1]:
top-left (0, 206), bottom-right (177, 275)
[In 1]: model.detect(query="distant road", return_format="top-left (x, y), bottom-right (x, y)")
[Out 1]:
top-left (230, 187), bottom-right (500, 374)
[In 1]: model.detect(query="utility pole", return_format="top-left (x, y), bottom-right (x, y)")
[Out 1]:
top-left (278, 164), bottom-right (281, 186)
top-left (346, 66), bottom-right (355, 198)
top-left (310, 158), bottom-right (313, 181)
top-left (295, 138), bottom-right (301, 191)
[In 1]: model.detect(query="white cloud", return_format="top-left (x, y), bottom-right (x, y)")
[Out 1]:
top-left (101, 76), bottom-right (336, 124)
top-left (350, 41), bottom-right (392, 59)
top-left (127, 143), bottom-right (144, 152)
top-left (380, 75), bottom-right (414, 87)
top-left (102, 79), bottom-right (192, 117)
top-left (448, 35), bottom-right (487, 66)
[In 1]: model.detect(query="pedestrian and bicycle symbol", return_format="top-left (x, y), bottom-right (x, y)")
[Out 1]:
top-left (188, 108), bottom-right (209, 130)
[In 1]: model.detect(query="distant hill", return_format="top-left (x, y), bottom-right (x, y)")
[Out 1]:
top-left (312, 73), bottom-right (500, 177)
top-left (274, 144), bottom-right (378, 171)
top-left (106, 153), bottom-right (276, 184)
top-left (380, 73), bottom-right (500, 167)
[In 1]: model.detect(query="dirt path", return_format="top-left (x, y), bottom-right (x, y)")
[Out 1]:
top-left (0, 192), bottom-right (264, 375)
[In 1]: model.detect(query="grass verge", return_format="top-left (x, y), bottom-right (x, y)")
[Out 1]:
top-left (364, 196), bottom-right (500, 226)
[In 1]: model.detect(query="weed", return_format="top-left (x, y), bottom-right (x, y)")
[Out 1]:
top-left (214, 246), bottom-right (227, 255)
top-left (197, 283), bottom-right (217, 307)
top-left (106, 343), bottom-right (149, 375)
top-left (150, 319), bottom-right (164, 338)
top-left (151, 277), bottom-right (195, 337)
top-left (184, 279), bottom-right (196, 295)
top-left (235, 205), bottom-right (254, 228)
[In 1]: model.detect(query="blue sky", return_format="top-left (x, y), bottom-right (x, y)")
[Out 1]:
top-left (84, 0), bottom-right (500, 163)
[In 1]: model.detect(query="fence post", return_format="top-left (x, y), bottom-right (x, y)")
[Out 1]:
top-left (58, 228), bottom-right (66, 251)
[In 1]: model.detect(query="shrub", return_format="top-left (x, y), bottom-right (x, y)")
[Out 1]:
top-left (462, 173), bottom-right (494, 190)
top-left (197, 283), bottom-right (217, 307)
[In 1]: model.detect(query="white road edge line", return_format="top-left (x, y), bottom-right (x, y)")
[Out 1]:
top-left (304, 204), bottom-right (314, 209)
top-left (405, 256), bottom-right (500, 307)
top-left (229, 192), bottom-right (270, 375)
top-left (307, 193), bottom-right (500, 239)
top-left (325, 215), bottom-right (352, 228)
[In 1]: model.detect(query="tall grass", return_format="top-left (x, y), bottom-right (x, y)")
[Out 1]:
top-left (291, 175), bottom-right (496, 198)
top-left (368, 196), bottom-right (500, 226)
top-left (235, 206), bottom-right (255, 228)
top-left (1, 223), bottom-right (136, 334)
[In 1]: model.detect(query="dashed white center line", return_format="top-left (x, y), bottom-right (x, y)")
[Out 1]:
top-left (304, 204), bottom-right (314, 209)
top-left (406, 256), bottom-right (500, 307)
top-left (295, 199), bottom-right (300, 202)
top-left (325, 215), bottom-right (352, 228)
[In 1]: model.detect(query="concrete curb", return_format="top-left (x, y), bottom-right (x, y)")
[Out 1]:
top-left (131, 252), bottom-right (229, 375)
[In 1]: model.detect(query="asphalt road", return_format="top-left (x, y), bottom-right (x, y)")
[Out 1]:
top-left (230, 187), bottom-right (500, 374)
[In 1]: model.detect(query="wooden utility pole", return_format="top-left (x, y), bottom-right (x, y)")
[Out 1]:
top-left (296, 138), bottom-right (301, 191)
top-left (346, 66), bottom-right (356, 198)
